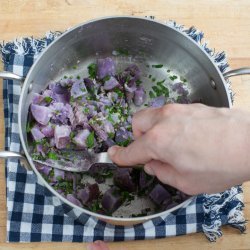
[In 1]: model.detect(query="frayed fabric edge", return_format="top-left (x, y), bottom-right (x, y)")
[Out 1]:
top-left (0, 31), bottom-right (62, 65)
top-left (202, 186), bottom-right (246, 241)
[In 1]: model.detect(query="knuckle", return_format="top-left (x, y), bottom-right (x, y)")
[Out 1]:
top-left (161, 104), bottom-right (179, 116)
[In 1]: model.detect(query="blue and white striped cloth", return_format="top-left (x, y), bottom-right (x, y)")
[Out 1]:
top-left (1, 21), bottom-right (246, 242)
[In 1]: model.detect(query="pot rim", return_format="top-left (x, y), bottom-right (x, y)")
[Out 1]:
top-left (18, 16), bottom-right (231, 223)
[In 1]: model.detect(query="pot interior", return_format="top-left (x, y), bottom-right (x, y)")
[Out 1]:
top-left (19, 17), bottom-right (230, 221)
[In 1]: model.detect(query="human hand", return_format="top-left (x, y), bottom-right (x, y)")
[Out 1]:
top-left (108, 104), bottom-right (250, 195)
top-left (87, 241), bottom-right (110, 250)
top-left (87, 240), bottom-right (127, 250)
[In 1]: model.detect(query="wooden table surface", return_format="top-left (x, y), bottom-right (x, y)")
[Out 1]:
top-left (1, 0), bottom-right (250, 249)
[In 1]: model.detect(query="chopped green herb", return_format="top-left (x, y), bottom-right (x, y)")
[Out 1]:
top-left (56, 176), bottom-right (63, 181)
top-left (148, 74), bottom-right (152, 79)
top-left (167, 69), bottom-right (171, 73)
top-left (156, 79), bottom-right (166, 85)
top-left (70, 96), bottom-right (74, 102)
top-left (114, 88), bottom-right (124, 98)
top-left (144, 103), bottom-right (148, 107)
top-left (152, 86), bottom-right (159, 93)
top-left (84, 107), bottom-right (90, 113)
top-left (152, 78), bottom-right (156, 82)
top-left (152, 64), bottom-right (163, 68)
top-left (169, 75), bottom-right (178, 81)
top-left (88, 63), bottom-right (97, 79)
top-left (103, 75), bottom-right (111, 82)
top-left (76, 75), bottom-right (81, 79)
top-left (44, 96), bottom-right (53, 104)
top-left (26, 120), bottom-right (36, 133)
top-left (183, 79), bottom-right (187, 83)
top-left (70, 131), bottom-right (76, 140)
top-left (64, 75), bottom-right (68, 79)
top-left (117, 138), bottom-right (131, 147)
top-left (86, 131), bottom-right (95, 148)
top-left (107, 114), bottom-right (115, 124)
top-left (57, 180), bottom-right (73, 194)
top-left (48, 151), bottom-right (59, 160)
top-left (136, 79), bottom-right (142, 86)
top-left (108, 132), bottom-right (115, 139)
top-left (31, 153), bottom-right (46, 161)
top-left (89, 200), bottom-right (102, 212)
top-left (115, 48), bottom-right (129, 56)
top-left (149, 91), bottom-right (156, 99)
top-left (121, 191), bottom-right (134, 202)
top-left (31, 138), bottom-right (48, 148)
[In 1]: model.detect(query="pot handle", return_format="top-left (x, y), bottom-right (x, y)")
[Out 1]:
top-left (223, 67), bottom-right (250, 78)
top-left (0, 151), bottom-right (31, 170)
top-left (0, 71), bottom-right (24, 81)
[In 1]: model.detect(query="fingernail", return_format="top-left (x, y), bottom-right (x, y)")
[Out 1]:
top-left (144, 165), bottom-right (155, 176)
top-left (86, 243), bottom-right (94, 250)
top-left (108, 146), bottom-right (118, 157)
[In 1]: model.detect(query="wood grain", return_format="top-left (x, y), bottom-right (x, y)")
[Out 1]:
top-left (0, 0), bottom-right (250, 249)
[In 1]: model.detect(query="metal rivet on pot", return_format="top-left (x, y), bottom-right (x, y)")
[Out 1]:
top-left (28, 84), bottom-right (33, 93)
top-left (210, 79), bottom-right (217, 89)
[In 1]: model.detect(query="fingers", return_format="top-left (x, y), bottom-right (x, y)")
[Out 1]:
top-left (144, 160), bottom-right (179, 189)
top-left (132, 107), bottom-right (161, 138)
top-left (108, 134), bottom-right (153, 166)
top-left (87, 241), bottom-right (110, 250)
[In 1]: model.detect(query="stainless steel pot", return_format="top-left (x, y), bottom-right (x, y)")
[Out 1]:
top-left (0, 16), bottom-right (250, 226)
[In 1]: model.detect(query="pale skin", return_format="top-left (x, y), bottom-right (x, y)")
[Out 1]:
top-left (108, 103), bottom-right (250, 195)
top-left (87, 103), bottom-right (250, 250)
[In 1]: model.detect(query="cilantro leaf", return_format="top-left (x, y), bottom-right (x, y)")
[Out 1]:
top-left (88, 63), bottom-right (97, 79)
top-left (48, 152), bottom-right (59, 160)
top-left (86, 131), bottom-right (95, 148)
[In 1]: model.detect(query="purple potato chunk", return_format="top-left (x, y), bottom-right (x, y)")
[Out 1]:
top-left (163, 201), bottom-right (179, 210)
top-left (84, 78), bottom-right (95, 90)
top-left (124, 64), bottom-right (141, 81)
top-left (77, 184), bottom-right (99, 205)
top-left (54, 125), bottom-right (71, 149)
top-left (133, 86), bottom-right (146, 106)
top-left (149, 96), bottom-right (166, 108)
top-left (53, 168), bottom-right (65, 182)
top-left (172, 82), bottom-right (189, 96)
top-left (113, 168), bottom-right (137, 192)
top-left (31, 126), bottom-right (45, 141)
top-left (51, 83), bottom-right (70, 104)
top-left (177, 96), bottom-right (191, 104)
top-left (30, 104), bottom-right (52, 125)
top-left (36, 163), bottom-right (52, 176)
top-left (66, 194), bottom-right (82, 207)
top-left (149, 184), bottom-right (172, 206)
top-left (115, 127), bottom-right (133, 146)
top-left (73, 129), bottom-right (91, 148)
top-left (103, 76), bottom-right (119, 90)
top-left (101, 187), bottom-right (123, 214)
top-left (40, 124), bottom-right (54, 137)
top-left (50, 102), bottom-right (74, 125)
top-left (71, 80), bottom-right (87, 99)
top-left (139, 170), bottom-right (155, 191)
top-left (32, 93), bottom-right (44, 105)
top-left (176, 191), bottom-right (190, 202)
top-left (97, 58), bottom-right (115, 79)
top-left (74, 105), bottom-right (88, 126)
